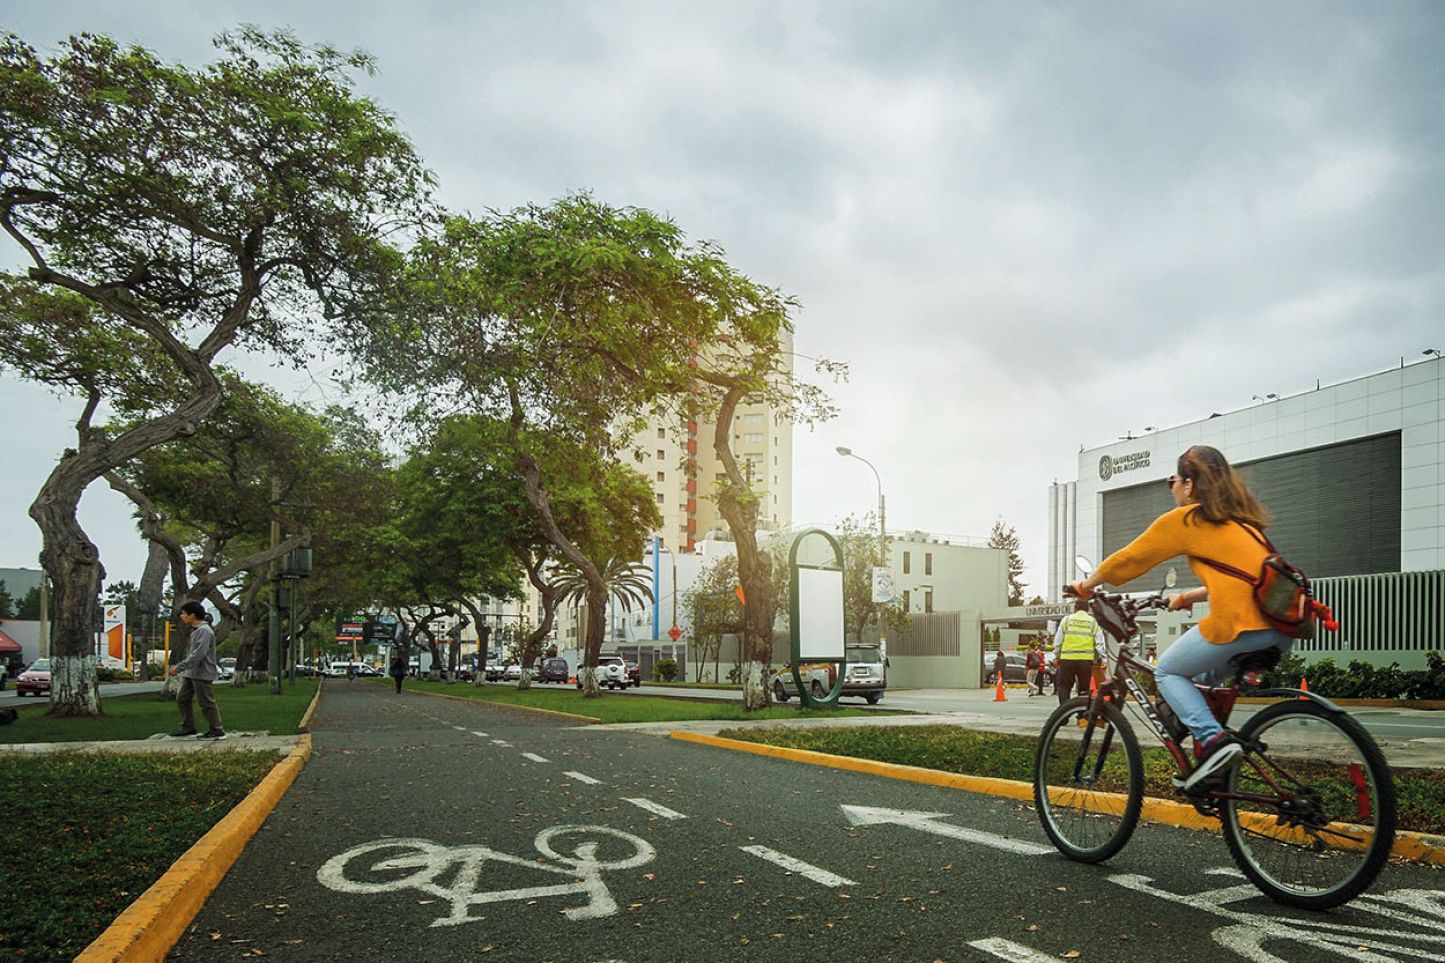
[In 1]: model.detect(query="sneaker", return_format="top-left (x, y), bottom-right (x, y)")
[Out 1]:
top-left (169, 729), bottom-right (198, 738)
top-left (1183, 732), bottom-right (1242, 791)
top-left (197, 730), bottom-right (227, 741)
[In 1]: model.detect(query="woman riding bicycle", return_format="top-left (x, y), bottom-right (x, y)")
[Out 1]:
top-left (1070, 445), bottom-right (1290, 790)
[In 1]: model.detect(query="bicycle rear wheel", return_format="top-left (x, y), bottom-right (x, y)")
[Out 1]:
top-left (1034, 696), bottom-right (1143, 862)
top-left (1222, 700), bottom-right (1397, 909)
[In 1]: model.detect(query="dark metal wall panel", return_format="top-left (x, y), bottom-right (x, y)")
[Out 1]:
top-left (1100, 433), bottom-right (1402, 593)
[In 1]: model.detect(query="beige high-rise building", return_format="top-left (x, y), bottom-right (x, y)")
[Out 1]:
top-left (626, 356), bottom-right (794, 551)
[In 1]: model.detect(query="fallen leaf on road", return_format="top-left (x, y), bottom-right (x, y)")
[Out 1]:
top-left (1027, 924), bottom-right (1039, 932)
top-left (643, 873), bottom-right (655, 881)
top-left (1063, 952), bottom-right (1081, 959)
top-left (1056, 886), bottom-right (1068, 892)
top-left (210, 933), bottom-right (221, 941)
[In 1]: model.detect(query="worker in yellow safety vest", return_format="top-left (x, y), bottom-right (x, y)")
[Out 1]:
top-left (1052, 598), bottom-right (1104, 707)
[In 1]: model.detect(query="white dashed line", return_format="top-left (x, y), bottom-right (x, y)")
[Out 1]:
top-left (521, 752), bottom-right (550, 763)
top-left (490, 739), bottom-right (512, 747)
top-left (470, 731), bottom-right (489, 738)
top-left (739, 846), bottom-right (856, 887)
top-left (564, 771), bottom-right (602, 785)
top-left (968, 937), bottom-right (1064, 962)
top-left (623, 797), bottom-right (687, 820)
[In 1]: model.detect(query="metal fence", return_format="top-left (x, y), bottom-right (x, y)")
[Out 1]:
top-left (1302, 570), bottom-right (1444, 654)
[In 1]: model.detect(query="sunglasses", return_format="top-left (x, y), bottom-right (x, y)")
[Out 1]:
top-left (1166, 474), bottom-right (1187, 489)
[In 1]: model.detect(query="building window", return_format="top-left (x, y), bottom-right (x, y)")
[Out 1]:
top-left (925, 590), bottom-right (933, 614)
top-left (656, 493), bottom-right (664, 504)
top-left (743, 432), bottom-right (764, 445)
top-left (743, 413), bottom-right (765, 425)
top-left (903, 551), bottom-right (911, 575)
top-left (903, 590), bottom-right (911, 613)
top-left (656, 471), bottom-right (665, 482)
top-left (657, 449), bottom-right (665, 460)
top-left (925, 552), bottom-right (933, 576)
top-left (773, 455), bottom-right (778, 465)
top-left (657, 427), bottom-right (665, 438)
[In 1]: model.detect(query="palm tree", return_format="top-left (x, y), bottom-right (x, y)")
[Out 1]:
top-left (552, 556), bottom-right (653, 692)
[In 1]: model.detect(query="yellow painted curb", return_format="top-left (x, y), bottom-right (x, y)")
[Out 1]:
top-left (298, 679), bottom-right (323, 733)
top-left (75, 735), bottom-right (314, 963)
top-left (405, 685), bottom-right (601, 724)
top-left (668, 730), bottom-right (1445, 867)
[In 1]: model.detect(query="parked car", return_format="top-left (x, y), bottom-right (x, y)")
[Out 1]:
top-left (576, 656), bottom-right (630, 689)
top-left (503, 663), bottom-right (523, 681)
top-left (16, 659), bottom-right (52, 697)
top-left (624, 661), bottom-right (641, 687)
top-left (536, 658), bottom-right (569, 684)
top-left (770, 662), bottom-right (836, 702)
top-left (484, 662), bottom-right (505, 681)
top-left (216, 657), bottom-right (236, 682)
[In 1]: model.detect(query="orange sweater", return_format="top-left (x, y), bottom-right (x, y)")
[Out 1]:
top-left (1094, 504), bottom-right (1272, 644)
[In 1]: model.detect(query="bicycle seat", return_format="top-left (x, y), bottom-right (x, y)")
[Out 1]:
top-left (1228, 649), bottom-right (1282, 673)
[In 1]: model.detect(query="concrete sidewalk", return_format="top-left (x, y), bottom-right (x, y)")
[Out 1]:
top-left (0, 732), bottom-right (300, 755)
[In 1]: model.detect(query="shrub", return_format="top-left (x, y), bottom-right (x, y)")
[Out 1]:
top-left (652, 658), bottom-right (678, 682)
top-left (1256, 650), bottom-right (1445, 700)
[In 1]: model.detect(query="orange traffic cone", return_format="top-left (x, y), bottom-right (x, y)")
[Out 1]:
top-left (993, 673), bottom-right (1007, 702)
top-left (1299, 676), bottom-right (1309, 700)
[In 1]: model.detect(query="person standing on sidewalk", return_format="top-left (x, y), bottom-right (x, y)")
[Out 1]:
top-left (1052, 600), bottom-right (1103, 707)
top-left (992, 648), bottom-right (1006, 688)
top-left (170, 601), bottom-right (225, 740)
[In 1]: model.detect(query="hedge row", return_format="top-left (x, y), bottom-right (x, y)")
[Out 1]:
top-left (1257, 650), bottom-right (1445, 701)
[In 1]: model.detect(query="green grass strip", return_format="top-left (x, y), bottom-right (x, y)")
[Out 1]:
top-left (715, 723), bottom-right (1445, 836)
top-left (394, 678), bottom-right (894, 724)
top-left (0, 751), bottom-right (282, 963)
top-left (0, 680), bottom-right (320, 744)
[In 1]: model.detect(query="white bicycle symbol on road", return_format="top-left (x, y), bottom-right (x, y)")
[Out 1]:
top-left (317, 825), bottom-right (656, 926)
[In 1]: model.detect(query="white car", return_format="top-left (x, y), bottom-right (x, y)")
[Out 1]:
top-left (576, 656), bottom-right (630, 690)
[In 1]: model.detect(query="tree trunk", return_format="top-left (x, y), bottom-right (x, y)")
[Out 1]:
top-left (31, 477), bottom-right (105, 716)
top-left (709, 383), bottom-right (773, 710)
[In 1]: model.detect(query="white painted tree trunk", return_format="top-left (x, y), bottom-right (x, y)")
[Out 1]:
top-left (741, 660), bottom-right (768, 710)
top-left (49, 654), bottom-right (101, 715)
top-left (580, 664), bottom-right (600, 697)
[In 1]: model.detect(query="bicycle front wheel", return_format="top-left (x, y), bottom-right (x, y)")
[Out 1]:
top-left (1034, 696), bottom-right (1144, 863)
top-left (1223, 700), bottom-right (1397, 910)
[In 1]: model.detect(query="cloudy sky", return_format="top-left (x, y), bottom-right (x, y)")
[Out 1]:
top-left (3, 1), bottom-right (1443, 599)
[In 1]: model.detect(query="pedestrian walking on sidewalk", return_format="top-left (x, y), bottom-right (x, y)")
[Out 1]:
top-left (992, 648), bottom-right (1006, 688)
top-left (170, 601), bottom-right (225, 740)
top-left (1052, 599), bottom-right (1104, 707)
top-left (1025, 642), bottom-right (1045, 696)
top-left (389, 650), bottom-right (407, 694)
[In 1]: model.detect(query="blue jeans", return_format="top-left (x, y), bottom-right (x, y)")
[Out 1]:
top-left (1155, 625), bottom-right (1292, 743)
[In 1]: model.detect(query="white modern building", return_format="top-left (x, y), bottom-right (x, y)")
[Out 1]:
top-left (1048, 355), bottom-right (1444, 668)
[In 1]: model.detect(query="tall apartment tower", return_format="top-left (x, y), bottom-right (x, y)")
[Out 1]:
top-left (627, 347), bottom-right (794, 550)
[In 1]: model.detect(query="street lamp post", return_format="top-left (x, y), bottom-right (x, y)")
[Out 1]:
top-left (655, 540), bottom-right (679, 640)
top-left (835, 446), bottom-right (885, 547)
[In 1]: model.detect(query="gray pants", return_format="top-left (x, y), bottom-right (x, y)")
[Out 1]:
top-left (177, 676), bottom-right (223, 733)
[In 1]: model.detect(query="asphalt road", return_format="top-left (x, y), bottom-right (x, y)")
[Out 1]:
top-left (170, 683), bottom-right (1444, 962)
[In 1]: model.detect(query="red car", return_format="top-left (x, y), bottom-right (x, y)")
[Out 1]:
top-left (625, 661), bottom-right (641, 686)
top-left (16, 659), bottom-right (51, 697)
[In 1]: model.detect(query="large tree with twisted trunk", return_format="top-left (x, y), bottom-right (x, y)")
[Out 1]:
top-left (0, 29), bottom-right (427, 714)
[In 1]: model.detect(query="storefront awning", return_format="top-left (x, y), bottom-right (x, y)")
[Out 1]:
top-left (0, 627), bottom-right (22, 654)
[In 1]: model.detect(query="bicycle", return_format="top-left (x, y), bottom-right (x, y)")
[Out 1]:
top-left (1032, 567), bottom-right (1397, 910)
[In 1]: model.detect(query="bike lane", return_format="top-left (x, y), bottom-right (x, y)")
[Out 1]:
top-left (170, 683), bottom-right (1445, 962)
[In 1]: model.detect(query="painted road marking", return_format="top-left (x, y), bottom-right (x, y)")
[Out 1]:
top-left (491, 739), bottom-right (512, 747)
top-left (740, 845), bottom-right (856, 887)
top-left (470, 730), bottom-right (489, 738)
top-left (565, 771), bottom-right (602, 785)
top-left (317, 826), bottom-right (656, 925)
top-left (522, 752), bottom-right (550, 763)
top-left (623, 797), bottom-right (687, 820)
top-left (840, 805), bottom-right (1053, 856)
top-left (969, 937), bottom-right (1065, 962)
top-left (1110, 873), bottom-right (1445, 961)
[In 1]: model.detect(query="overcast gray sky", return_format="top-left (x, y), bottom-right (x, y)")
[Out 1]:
top-left (3, 1), bottom-right (1442, 599)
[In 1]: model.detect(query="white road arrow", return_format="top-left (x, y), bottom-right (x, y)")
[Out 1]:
top-left (840, 805), bottom-right (1054, 856)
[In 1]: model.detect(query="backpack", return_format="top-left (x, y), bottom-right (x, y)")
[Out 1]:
top-left (1192, 523), bottom-right (1338, 640)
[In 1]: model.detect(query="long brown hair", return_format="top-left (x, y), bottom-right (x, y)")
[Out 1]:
top-left (1178, 445), bottom-right (1270, 529)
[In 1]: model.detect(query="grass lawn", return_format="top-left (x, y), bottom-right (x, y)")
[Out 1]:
top-left (0, 679), bottom-right (319, 744)
top-left (715, 723), bottom-right (1445, 836)
top-left (395, 678), bottom-right (895, 724)
top-left (0, 751), bottom-right (282, 962)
